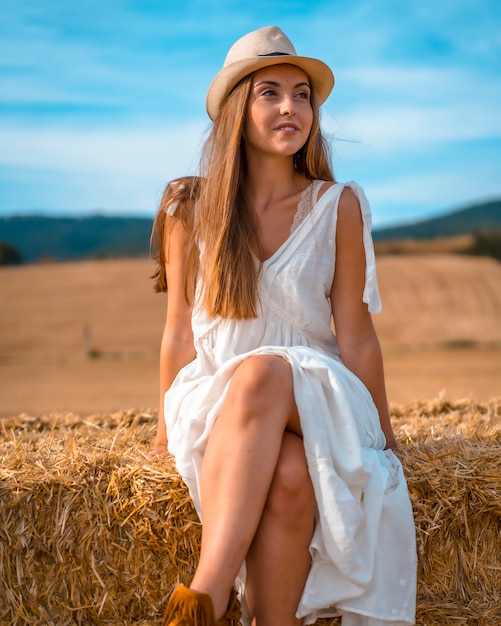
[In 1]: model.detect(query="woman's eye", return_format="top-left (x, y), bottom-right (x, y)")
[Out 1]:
top-left (296, 91), bottom-right (310, 100)
top-left (261, 89), bottom-right (277, 96)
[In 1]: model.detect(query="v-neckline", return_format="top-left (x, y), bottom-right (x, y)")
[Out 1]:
top-left (256, 181), bottom-right (315, 265)
top-left (259, 181), bottom-right (338, 266)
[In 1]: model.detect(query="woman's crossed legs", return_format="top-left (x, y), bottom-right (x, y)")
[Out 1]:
top-left (190, 355), bottom-right (316, 626)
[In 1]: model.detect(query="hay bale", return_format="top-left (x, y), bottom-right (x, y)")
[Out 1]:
top-left (1, 399), bottom-right (500, 625)
top-left (393, 398), bottom-right (501, 626)
top-left (0, 411), bottom-right (200, 625)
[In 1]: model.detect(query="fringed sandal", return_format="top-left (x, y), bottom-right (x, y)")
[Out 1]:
top-left (162, 584), bottom-right (217, 626)
top-left (217, 587), bottom-right (241, 626)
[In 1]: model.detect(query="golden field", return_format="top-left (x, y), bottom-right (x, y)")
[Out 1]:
top-left (0, 253), bottom-right (500, 417)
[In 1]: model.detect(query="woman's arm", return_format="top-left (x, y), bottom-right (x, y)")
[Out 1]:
top-left (331, 187), bottom-right (397, 450)
top-left (151, 216), bottom-right (196, 455)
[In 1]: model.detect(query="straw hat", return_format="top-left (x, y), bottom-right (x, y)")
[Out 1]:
top-left (206, 26), bottom-right (334, 121)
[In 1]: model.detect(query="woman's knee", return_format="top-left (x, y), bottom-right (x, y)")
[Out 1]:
top-left (265, 433), bottom-right (316, 525)
top-left (226, 355), bottom-right (295, 418)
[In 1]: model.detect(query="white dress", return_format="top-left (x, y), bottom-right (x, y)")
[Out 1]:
top-left (165, 181), bottom-right (417, 626)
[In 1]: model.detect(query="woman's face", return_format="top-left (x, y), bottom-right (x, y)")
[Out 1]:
top-left (244, 64), bottom-right (313, 160)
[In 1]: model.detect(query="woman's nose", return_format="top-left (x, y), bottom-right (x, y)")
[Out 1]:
top-left (280, 95), bottom-right (296, 116)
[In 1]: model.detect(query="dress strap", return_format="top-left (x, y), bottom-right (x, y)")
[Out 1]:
top-left (311, 179), bottom-right (327, 204)
top-left (291, 180), bottom-right (327, 234)
top-left (344, 182), bottom-right (382, 314)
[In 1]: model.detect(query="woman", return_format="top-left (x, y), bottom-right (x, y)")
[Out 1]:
top-left (151, 26), bottom-right (416, 626)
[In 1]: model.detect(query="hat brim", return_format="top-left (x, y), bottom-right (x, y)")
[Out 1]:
top-left (206, 55), bottom-right (334, 121)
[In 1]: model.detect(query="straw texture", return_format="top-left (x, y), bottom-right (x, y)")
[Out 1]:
top-left (1, 398), bottom-right (500, 625)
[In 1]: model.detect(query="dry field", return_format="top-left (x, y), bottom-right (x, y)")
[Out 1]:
top-left (1, 254), bottom-right (500, 417)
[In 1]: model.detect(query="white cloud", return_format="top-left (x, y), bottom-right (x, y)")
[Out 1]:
top-left (0, 120), bottom-right (205, 174)
top-left (321, 60), bottom-right (501, 154)
top-left (325, 100), bottom-right (501, 152)
top-left (0, 119), bottom-right (208, 212)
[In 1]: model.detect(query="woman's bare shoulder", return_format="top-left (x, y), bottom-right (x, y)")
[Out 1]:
top-left (316, 179), bottom-right (336, 202)
top-left (335, 186), bottom-right (364, 247)
top-left (315, 180), bottom-right (361, 207)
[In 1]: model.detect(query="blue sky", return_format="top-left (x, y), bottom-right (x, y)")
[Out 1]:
top-left (0, 0), bottom-right (500, 226)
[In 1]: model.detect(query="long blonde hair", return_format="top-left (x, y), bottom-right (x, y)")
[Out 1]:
top-left (196, 73), bottom-right (334, 319)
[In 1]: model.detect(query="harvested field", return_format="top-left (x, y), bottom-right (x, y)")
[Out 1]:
top-left (374, 254), bottom-right (501, 348)
top-left (1, 398), bottom-right (500, 625)
top-left (1, 255), bottom-right (500, 416)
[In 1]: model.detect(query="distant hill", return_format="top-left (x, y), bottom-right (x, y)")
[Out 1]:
top-left (1, 197), bottom-right (501, 264)
top-left (0, 215), bottom-right (153, 263)
top-left (373, 199), bottom-right (501, 242)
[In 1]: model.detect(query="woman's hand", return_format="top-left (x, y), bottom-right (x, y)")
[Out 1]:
top-left (140, 444), bottom-right (172, 460)
top-left (384, 436), bottom-right (399, 451)
top-left (385, 439), bottom-right (404, 457)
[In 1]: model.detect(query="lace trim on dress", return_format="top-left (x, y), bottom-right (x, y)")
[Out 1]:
top-left (290, 180), bottom-right (325, 234)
